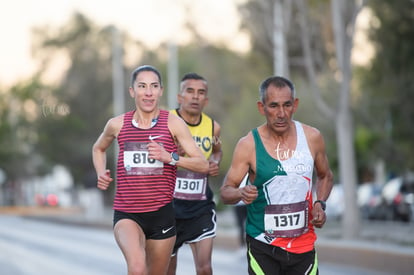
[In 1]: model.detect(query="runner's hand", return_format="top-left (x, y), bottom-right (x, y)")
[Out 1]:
top-left (240, 185), bottom-right (258, 205)
top-left (311, 204), bottom-right (326, 228)
top-left (97, 170), bottom-right (113, 190)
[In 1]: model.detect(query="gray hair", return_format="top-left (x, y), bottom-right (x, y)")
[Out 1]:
top-left (259, 76), bottom-right (295, 103)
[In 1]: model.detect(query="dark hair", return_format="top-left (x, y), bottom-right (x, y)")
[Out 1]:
top-left (259, 76), bottom-right (295, 103)
top-left (130, 65), bottom-right (163, 87)
top-left (180, 72), bottom-right (208, 92)
top-left (180, 72), bottom-right (206, 82)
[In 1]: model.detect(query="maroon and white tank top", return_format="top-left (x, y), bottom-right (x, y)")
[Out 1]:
top-left (115, 109), bottom-right (177, 213)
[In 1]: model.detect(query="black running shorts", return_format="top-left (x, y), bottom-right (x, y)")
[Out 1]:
top-left (172, 209), bottom-right (216, 255)
top-left (246, 235), bottom-right (318, 275)
top-left (113, 202), bottom-right (176, 240)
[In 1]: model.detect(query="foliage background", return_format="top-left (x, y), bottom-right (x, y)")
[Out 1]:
top-left (1, 0), bottom-right (413, 206)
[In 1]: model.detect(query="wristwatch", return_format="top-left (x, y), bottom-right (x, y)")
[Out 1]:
top-left (169, 152), bottom-right (179, 165)
top-left (314, 200), bottom-right (326, 211)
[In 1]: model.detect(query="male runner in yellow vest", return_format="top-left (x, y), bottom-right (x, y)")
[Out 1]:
top-left (168, 73), bottom-right (222, 275)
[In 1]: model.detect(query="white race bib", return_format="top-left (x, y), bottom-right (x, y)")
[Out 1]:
top-left (124, 142), bottom-right (164, 175)
top-left (264, 201), bottom-right (309, 238)
top-left (173, 170), bottom-right (207, 200)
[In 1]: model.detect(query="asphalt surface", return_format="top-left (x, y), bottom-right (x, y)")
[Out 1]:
top-left (2, 206), bottom-right (414, 274)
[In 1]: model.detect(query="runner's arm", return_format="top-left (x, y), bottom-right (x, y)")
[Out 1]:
top-left (169, 114), bottom-right (209, 173)
top-left (92, 116), bottom-right (121, 190)
top-left (208, 120), bottom-right (223, 176)
top-left (311, 130), bottom-right (334, 203)
top-left (220, 134), bottom-right (258, 205)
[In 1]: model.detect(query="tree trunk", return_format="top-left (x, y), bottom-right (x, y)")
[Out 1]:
top-left (297, 0), bottom-right (364, 239)
top-left (273, 0), bottom-right (287, 76)
top-left (332, 0), bottom-right (364, 239)
top-left (336, 93), bottom-right (360, 239)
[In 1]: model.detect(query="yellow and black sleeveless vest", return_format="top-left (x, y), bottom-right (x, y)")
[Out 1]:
top-left (170, 109), bottom-right (216, 218)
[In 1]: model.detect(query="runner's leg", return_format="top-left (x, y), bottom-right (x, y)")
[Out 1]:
top-left (114, 219), bottom-right (146, 275)
top-left (147, 236), bottom-right (176, 275)
top-left (190, 237), bottom-right (214, 275)
top-left (166, 254), bottom-right (178, 275)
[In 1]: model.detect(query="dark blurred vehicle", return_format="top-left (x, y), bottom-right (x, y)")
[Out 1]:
top-left (382, 175), bottom-right (414, 222)
top-left (357, 182), bottom-right (389, 220)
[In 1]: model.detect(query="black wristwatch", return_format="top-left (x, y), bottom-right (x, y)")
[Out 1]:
top-left (314, 200), bottom-right (326, 211)
top-left (169, 152), bottom-right (179, 165)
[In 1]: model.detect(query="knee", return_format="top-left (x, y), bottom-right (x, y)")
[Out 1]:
top-left (127, 262), bottom-right (146, 275)
top-left (196, 263), bottom-right (212, 275)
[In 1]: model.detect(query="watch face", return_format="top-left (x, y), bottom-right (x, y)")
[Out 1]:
top-left (172, 152), bottom-right (179, 161)
top-left (315, 200), bottom-right (326, 210)
top-left (320, 201), bottom-right (326, 210)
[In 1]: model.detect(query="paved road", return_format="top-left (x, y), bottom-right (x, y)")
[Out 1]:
top-left (0, 214), bottom-right (400, 274)
top-left (0, 215), bottom-right (248, 275)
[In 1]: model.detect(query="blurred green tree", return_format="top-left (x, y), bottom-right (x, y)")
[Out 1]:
top-left (23, 12), bottom-right (269, 204)
top-left (238, 0), bottom-right (365, 239)
top-left (0, 76), bottom-right (50, 204)
top-left (357, 0), bottom-right (414, 174)
top-left (32, 13), bottom-right (125, 190)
